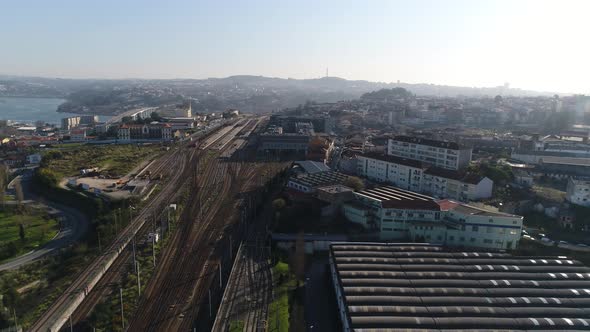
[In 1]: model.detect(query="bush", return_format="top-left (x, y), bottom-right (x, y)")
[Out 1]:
top-left (344, 176), bottom-right (365, 191)
top-left (34, 168), bottom-right (60, 188)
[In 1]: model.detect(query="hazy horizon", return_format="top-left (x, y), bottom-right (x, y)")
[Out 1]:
top-left (2, 0), bottom-right (588, 94)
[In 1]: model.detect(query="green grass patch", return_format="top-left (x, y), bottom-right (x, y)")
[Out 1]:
top-left (268, 261), bottom-right (296, 332)
top-left (531, 185), bottom-right (566, 204)
top-left (0, 243), bottom-right (96, 330)
top-left (0, 211), bottom-right (58, 261)
top-left (229, 320), bottom-right (244, 332)
top-left (41, 144), bottom-right (161, 178)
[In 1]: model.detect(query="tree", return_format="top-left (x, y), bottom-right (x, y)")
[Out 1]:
top-left (35, 168), bottom-right (60, 188)
top-left (2, 285), bottom-right (20, 309)
top-left (0, 164), bottom-right (6, 210)
top-left (19, 223), bottom-right (25, 241)
top-left (150, 112), bottom-right (162, 122)
top-left (344, 176), bottom-right (365, 191)
top-left (272, 198), bottom-right (286, 221)
top-left (360, 88), bottom-right (413, 101)
top-left (14, 180), bottom-right (24, 210)
top-left (290, 231), bottom-right (306, 287)
top-left (272, 198), bottom-right (286, 210)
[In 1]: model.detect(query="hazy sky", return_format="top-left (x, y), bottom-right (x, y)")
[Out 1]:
top-left (1, 0), bottom-right (588, 93)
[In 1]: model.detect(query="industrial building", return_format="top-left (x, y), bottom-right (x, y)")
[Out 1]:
top-left (330, 242), bottom-right (590, 332)
top-left (388, 135), bottom-right (472, 170)
top-left (357, 153), bottom-right (493, 201)
top-left (258, 132), bottom-right (311, 155)
top-left (287, 170), bottom-right (350, 193)
top-left (269, 114), bottom-right (334, 133)
top-left (343, 186), bottom-right (522, 249)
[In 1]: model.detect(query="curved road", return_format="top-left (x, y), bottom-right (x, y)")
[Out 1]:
top-left (0, 172), bottom-right (90, 272)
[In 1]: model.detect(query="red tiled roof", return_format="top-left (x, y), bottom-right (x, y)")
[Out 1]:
top-left (436, 199), bottom-right (460, 211)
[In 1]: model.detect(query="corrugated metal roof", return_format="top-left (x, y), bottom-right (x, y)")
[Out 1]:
top-left (292, 160), bottom-right (331, 174)
top-left (331, 242), bottom-right (590, 331)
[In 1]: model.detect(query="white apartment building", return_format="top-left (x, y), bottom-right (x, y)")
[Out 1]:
top-left (342, 186), bottom-right (522, 250)
top-left (388, 135), bottom-right (472, 170)
top-left (356, 153), bottom-right (492, 201)
top-left (566, 177), bottom-right (590, 207)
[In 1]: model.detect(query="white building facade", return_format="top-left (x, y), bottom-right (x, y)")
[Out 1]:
top-left (566, 177), bottom-right (590, 207)
top-left (342, 186), bottom-right (522, 250)
top-left (118, 123), bottom-right (173, 141)
top-left (388, 136), bottom-right (472, 170)
top-left (356, 153), bottom-right (492, 201)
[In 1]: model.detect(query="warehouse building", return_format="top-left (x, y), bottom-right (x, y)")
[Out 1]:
top-left (287, 170), bottom-right (350, 194)
top-left (343, 186), bottom-right (522, 249)
top-left (330, 242), bottom-right (590, 332)
top-left (258, 133), bottom-right (311, 155)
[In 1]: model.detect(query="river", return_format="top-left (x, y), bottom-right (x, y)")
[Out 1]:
top-left (0, 97), bottom-right (110, 125)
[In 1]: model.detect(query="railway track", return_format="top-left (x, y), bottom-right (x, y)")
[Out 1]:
top-left (31, 114), bottom-right (276, 331)
top-left (30, 122), bottom-right (227, 332)
top-left (30, 148), bottom-right (191, 332)
top-left (126, 122), bottom-right (281, 331)
top-left (126, 150), bottom-right (235, 330)
top-left (211, 161), bottom-right (287, 332)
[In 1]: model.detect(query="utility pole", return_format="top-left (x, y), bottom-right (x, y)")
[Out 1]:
top-left (229, 235), bottom-right (233, 260)
top-left (276, 291), bottom-right (280, 331)
top-left (152, 236), bottom-right (156, 267)
top-left (208, 289), bottom-right (212, 318)
top-left (114, 210), bottom-right (118, 233)
top-left (136, 261), bottom-right (141, 297)
top-left (219, 262), bottom-right (222, 288)
top-left (120, 287), bottom-right (125, 330)
top-left (70, 315), bottom-right (73, 332)
top-left (132, 236), bottom-right (137, 273)
top-left (98, 231), bottom-right (102, 253)
top-left (12, 308), bottom-right (17, 332)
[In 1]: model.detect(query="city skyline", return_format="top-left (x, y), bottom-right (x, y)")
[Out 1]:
top-left (1, 0), bottom-right (589, 94)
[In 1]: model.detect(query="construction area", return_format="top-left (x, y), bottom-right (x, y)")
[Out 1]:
top-left (330, 242), bottom-right (590, 331)
top-left (30, 115), bottom-right (289, 332)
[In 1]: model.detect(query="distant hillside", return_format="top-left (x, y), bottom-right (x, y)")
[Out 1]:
top-left (0, 74), bottom-right (559, 115)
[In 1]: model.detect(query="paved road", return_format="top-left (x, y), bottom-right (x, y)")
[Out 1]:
top-left (304, 258), bottom-right (339, 332)
top-left (523, 236), bottom-right (590, 253)
top-left (0, 173), bottom-right (90, 271)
